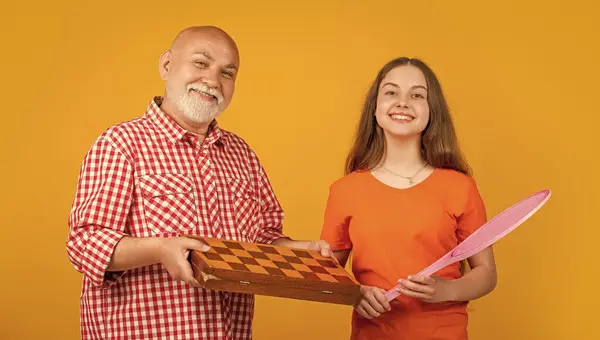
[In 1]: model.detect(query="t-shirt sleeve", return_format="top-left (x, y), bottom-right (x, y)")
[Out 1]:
top-left (456, 177), bottom-right (488, 243)
top-left (320, 181), bottom-right (353, 251)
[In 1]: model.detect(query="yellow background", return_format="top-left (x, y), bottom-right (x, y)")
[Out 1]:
top-left (1, 0), bottom-right (598, 339)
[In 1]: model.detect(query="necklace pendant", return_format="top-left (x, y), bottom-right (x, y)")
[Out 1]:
top-left (408, 178), bottom-right (414, 185)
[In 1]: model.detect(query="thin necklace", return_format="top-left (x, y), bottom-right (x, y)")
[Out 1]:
top-left (381, 162), bottom-right (428, 185)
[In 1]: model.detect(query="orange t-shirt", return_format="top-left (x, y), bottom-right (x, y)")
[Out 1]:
top-left (320, 168), bottom-right (487, 340)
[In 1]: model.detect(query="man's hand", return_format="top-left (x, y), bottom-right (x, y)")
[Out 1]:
top-left (158, 237), bottom-right (211, 288)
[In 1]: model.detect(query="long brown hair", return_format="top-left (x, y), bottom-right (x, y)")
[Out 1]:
top-left (344, 57), bottom-right (471, 176)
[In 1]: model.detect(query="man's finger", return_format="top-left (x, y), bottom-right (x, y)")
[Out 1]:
top-left (182, 270), bottom-right (201, 288)
top-left (181, 237), bottom-right (211, 252)
top-left (178, 256), bottom-right (202, 287)
top-left (187, 278), bottom-right (202, 288)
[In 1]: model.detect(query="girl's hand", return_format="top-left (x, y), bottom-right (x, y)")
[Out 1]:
top-left (395, 275), bottom-right (456, 303)
top-left (355, 285), bottom-right (391, 319)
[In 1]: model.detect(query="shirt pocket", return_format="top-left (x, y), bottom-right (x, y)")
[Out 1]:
top-left (138, 173), bottom-right (198, 235)
top-left (226, 176), bottom-right (260, 241)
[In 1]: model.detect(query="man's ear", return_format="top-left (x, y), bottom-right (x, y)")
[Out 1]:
top-left (159, 50), bottom-right (172, 80)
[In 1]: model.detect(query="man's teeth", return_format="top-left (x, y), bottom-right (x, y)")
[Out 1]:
top-left (192, 89), bottom-right (216, 99)
top-left (390, 114), bottom-right (413, 121)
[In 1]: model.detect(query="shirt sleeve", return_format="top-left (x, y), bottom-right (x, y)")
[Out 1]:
top-left (456, 177), bottom-right (488, 242)
top-left (254, 167), bottom-right (287, 244)
top-left (320, 181), bottom-right (352, 251)
top-left (66, 137), bottom-right (133, 288)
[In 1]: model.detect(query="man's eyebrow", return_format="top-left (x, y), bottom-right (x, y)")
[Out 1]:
top-left (192, 51), bottom-right (238, 71)
top-left (193, 51), bottom-right (213, 60)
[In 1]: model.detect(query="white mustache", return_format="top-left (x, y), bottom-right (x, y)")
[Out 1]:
top-left (187, 83), bottom-right (224, 103)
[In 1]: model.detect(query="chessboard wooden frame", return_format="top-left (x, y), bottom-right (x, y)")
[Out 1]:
top-left (185, 235), bottom-right (361, 305)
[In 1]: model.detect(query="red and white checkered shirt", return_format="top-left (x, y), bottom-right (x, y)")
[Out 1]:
top-left (67, 97), bottom-right (287, 339)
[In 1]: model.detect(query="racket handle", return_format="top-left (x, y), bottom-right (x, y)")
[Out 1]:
top-left (384, 285), bottom-right (401, 301)
top-left (383, 262), bottom-right (445, 301)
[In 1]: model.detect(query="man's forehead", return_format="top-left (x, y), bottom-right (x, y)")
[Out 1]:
top-left (172, 29), bottom-right (239, 65)
top-left (183, 40), bottom-right (238, 64)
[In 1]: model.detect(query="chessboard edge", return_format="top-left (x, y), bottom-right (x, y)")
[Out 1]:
top-left (189, 250), bottom-right (360, 294)
top-left (183, 235), bottom-right (337, 261)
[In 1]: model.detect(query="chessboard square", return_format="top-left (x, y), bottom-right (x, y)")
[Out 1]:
top-left (292, 249), bottom-right (313, 258)
top-left (333, 275), bottom-right (356, 284)
top-left (240, 257), bottom-right (260, 266)
top-left (257, 245), bottom-right (279, 254)
top-left (300, 258), bottom-right (320, 266)
top-left (222, 241), bottom-right (245, 250)
top-left (283, 255), bottom-right (303, 264)
top-left (281, 269), bottom-right (304, 279)
top-left (264, 267), bottom-right (286, 276)
top-left (205, 238), bottom-right (225, 247)
top-left (205, 252), bottom-right (224, 261)
top-left (275, 247), bottom-right (296, 256)
top-left (299, 271), bottom-right (320, 281)
top-left (317, 259), bottom-right (338, 268)
top-left (229, 262), bottom-right (251, 272)
top-left (316, 273), bottom-right (338, 282)
top-left (290, 263), bottom-right (312, 272)
top-left (247, 251), bottom-right (270, 260)
top-left (256, 259), bottom-right (277, 268)
top-left (231, 249), bottom-right (252, 258)
top-left (266, 254), bottom-right (286, 262)
top-left (206, 260), bottom-right (233, 270)
top-left (241, 243), bottom-right (262, 252)
top-left (273, 261), bottom-right (294, 270)
top-left (245, 264), bottom-right (269, 275)
top-left (308, 265), bottom-right (329, 274)
top-left (325, 267), bottom-right (352, 276)
top-left (211, 246), bottom-right (234, 256)
top-left (219, 254), bottom-right (242, 264)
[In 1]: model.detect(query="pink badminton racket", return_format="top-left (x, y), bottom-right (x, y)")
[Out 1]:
top-left (384, 189), bottom-right (552, 301)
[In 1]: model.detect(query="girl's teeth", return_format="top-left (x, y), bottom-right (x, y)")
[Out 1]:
top-left (391, 115), bottom-right (413, 121)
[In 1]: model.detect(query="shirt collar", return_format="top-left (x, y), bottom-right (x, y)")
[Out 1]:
top-left (145, 96), bottom-right (227, 147)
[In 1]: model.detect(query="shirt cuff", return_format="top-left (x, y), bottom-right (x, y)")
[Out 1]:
top-left (85, 229), bottom-right (128, 288)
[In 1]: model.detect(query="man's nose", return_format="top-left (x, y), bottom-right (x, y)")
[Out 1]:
top-left (202, 68), bottom-right (220, 88)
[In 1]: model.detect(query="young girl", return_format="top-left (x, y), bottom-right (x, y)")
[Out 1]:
top-left (320, 57), bottom-right (497, 339)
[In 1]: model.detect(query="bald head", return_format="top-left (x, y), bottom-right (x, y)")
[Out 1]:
top-left (170, 26), bottom-right (239, 59)
top-left (158, 26), bottom-right (240, 132)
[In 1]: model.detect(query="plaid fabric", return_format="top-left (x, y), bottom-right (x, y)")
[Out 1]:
top-left (67, 97), bottom-right (286, 339)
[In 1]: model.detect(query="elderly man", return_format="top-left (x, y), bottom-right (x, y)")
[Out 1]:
top-left (66, 26), bottom-right (331, 340)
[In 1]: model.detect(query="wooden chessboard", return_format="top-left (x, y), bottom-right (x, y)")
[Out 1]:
top-left (186, 236), bottom-right (360, 305)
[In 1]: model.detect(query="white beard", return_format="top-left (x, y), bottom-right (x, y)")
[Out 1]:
top-left (173, 83), bottom-right (225, 124)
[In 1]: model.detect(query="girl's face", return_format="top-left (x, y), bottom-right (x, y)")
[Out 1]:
top-left (375, 65), bottom-right (430, 139)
